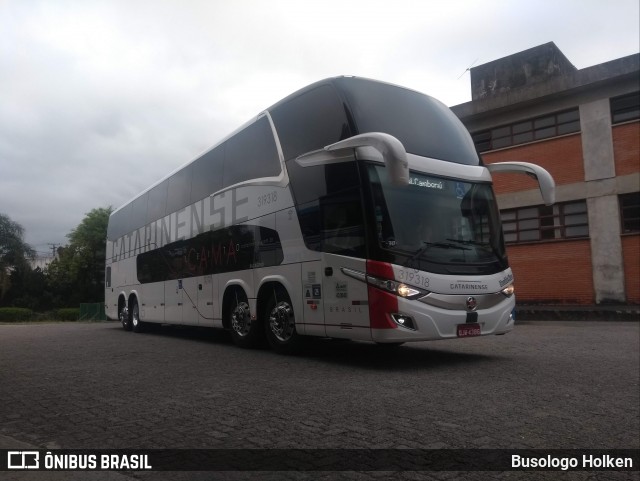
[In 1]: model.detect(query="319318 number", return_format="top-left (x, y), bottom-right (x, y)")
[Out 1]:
top-left (397, 269), bottom-right (430, 289)
top-left (258, 191), bottom-right (277, 207)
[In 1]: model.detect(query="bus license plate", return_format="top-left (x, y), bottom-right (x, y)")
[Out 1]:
top-left (457, 323), bottom-right (481, 338)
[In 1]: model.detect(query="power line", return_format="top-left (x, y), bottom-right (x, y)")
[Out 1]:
top-left (457, 58), bottom-right (479, 80)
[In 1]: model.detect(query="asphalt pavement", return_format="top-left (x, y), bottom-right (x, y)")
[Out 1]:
top-left (1, 320), bottom-right (638, 480)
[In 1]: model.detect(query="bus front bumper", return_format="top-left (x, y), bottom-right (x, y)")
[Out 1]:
top-left (371, 293), bottom-right (516, 343)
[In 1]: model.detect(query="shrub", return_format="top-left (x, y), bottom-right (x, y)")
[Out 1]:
top-left (55, 308), bottom-right (80, 321)
top-left (0, 307), bottom-right (34, 322)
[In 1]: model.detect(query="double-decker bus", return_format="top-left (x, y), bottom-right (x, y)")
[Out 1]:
top-left (105, 76), bottom-right (555, 352)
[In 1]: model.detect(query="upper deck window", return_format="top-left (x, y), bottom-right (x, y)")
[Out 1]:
top-left (223, 116), bottom-right (281, 186)
top-left (335, 78), bottom-right (480, 165)
top-left (270, 85), bottom-right (352, 161)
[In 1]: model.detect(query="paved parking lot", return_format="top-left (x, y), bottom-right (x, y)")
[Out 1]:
top-left (0, 320), bottom-right (638, 480)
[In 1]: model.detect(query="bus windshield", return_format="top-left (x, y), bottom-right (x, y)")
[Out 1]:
top-left (367, 164), bottom-right (507, 274)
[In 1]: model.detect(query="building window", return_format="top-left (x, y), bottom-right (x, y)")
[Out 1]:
top-left (501, 200), bottom-right (589, 243)
top-left (611, 92), bottom-right (640, 124)
top-left (472, 109), bottom-right (580, 152)
top-left (620, 192), bottom-right (640, 233)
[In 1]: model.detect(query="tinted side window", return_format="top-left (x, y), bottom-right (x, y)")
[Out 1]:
top-left (290, 159), bottom-right (365, 257)
top-left (106, 213), bottom-right (118, 240)
top-left (130, 193), bottom-right (148, 231)
top-left (166, 165), bottom-right (193, 214)
top-left (270, 85), bottom-right (352, 161)
top-left (108, 203), bottom-right (132, 240)
top-left (224, 116), bottom-right (280, 187)
top-left (286, 160), bottom-right (360, 205)
top-left (191, 146), bottom-right (224, 202)
top-left (296, 187), bottom-right (366, 258)
top-left (147, 180), bottom-right (168, 224)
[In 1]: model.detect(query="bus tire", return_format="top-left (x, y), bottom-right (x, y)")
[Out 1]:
top-left (228, 289), bottom-right (263, 348)
top-left (131, 299), bottom-right (145, 333)
top-left (265, 288), bottom-right (302, 354)
top-left (119, 301), bottom-right (131, 331)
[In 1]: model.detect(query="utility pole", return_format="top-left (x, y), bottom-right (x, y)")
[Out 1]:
top-left (47, 243), bottom-right (59, 258)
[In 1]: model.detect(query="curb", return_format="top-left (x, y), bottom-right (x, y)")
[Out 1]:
top-left (515, 305), bottom-right (640, 321)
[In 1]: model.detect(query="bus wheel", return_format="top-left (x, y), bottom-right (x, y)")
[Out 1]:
top-left (265, 288), bottom-right (301, 354)
top-left (229, 290), bottom-right (262, 348)
top-left (131, 300), bottom-right (145, 333)
top-left (119, 303), bottom-right (131, 331)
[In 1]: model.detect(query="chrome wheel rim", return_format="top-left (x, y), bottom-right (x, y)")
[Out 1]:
top-left (132, 304), bottom-right (139, 327)
top-left (119, 305), bottom-right (128, 327)
top-left (269, 301), bottom-right (295, 342)
top-left (231, 301), bottom-right (251, 337)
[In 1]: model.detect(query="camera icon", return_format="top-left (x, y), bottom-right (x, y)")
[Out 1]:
top-left (7, 451), bottom-right (40, 469)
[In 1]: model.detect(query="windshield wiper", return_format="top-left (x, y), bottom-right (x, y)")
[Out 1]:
top-left (404, 241), bottom-right (470, 268)
top-left (447, 238), bottom-right (504, 259)
top-left (446, 238), bottom-right (488, 247)
top-left (427, 241), bottom-right (470, 250)
top-left (404, 242), bottom-right (430, 267)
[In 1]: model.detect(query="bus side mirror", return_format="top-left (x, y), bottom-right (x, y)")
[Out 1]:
top-left (486, 161), bottom-right (556, 205)
top-left (295, 133), bottom-right (409, 187)
top-left (325, 133), bottom-right (409, 186)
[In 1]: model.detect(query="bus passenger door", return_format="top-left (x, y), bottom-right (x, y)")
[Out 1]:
top-left (323, 254), bottom-right (370, 341)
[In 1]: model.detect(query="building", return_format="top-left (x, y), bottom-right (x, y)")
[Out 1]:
top-left (29, 255), bottom-right (55, 271)
top-left (451, 42), bottom-right (639, 305)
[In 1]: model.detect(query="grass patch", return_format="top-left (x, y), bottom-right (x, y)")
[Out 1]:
top-left (0, 307), bottom-right (89, 323)
top-left (0, 307), bottom-right (33, 322)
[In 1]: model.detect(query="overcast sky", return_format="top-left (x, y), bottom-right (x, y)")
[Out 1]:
top-left (1, 0), bottom-right (639, 255)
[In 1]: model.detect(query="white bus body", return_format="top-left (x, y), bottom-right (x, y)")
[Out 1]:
top-left (105, 77), bottom-right (554, 352)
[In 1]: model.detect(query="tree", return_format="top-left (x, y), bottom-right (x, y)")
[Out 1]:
top-left (5, 265), bottom-right (51, 310)
top-left (0, 213), bottom-right (34, 303)
top-left (47, 207), bottom-right (112, 304)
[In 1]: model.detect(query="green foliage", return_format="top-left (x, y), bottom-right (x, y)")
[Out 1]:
top-left (55, 308), bottom-right (80, 321)
top-left (0, 213), bottom-right (35, 302)
top-left (44, 207), bottom-right (113, 307)
top-left (1, 206), bottom-right (112, 311)
top-left (5, 265), bottom-right (53, 311)
top-left (0, 307), bottom-right (33, 321)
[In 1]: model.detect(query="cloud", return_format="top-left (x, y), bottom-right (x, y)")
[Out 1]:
top-left (0, 0), bottom-right (638, 251)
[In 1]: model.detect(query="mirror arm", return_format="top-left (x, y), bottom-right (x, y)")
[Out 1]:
top-left (486, 161), bottom-right (556, 205)
top-left (325, 133), bottom-right (409, 186)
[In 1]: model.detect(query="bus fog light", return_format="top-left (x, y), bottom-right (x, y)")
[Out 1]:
top-left (501, 283), bottom-right (515, 297)
top-left (391, 313), bottom-right (416, 330)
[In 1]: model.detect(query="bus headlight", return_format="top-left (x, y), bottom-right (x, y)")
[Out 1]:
top-left (397, 283), bottom-right (421, 298)
top-left (501, 283), bottom-right (515, 297)
top-left (366, 275), bottom-right (427, 299)
top-left (341, 266), bottom-right (428, 299)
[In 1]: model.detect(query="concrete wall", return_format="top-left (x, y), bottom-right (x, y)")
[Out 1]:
top-left (580, 99), bottom-right (625, 302)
